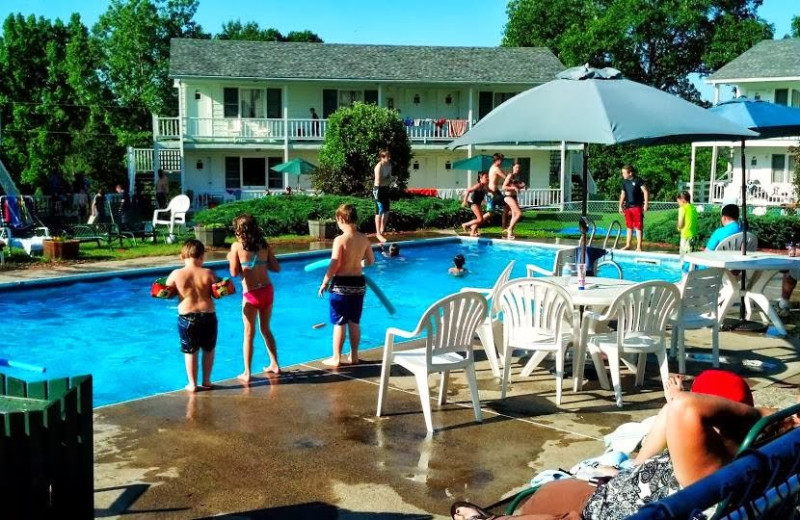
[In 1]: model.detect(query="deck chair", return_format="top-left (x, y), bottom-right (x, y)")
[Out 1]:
top-left (669, 268), bottom-right (725, 374)
top-left (152, 194), bottom-right (190, 240)
top-left (460, 260), bottom-right (515, 378)
top-left (582, 281), bottom-right (681, 408)
top-left (496, 278), bottom-right (577, 404)
top-left (0, 195), bottom-right (51, 255)
top-left (376, 292), bottom-right (487, 433)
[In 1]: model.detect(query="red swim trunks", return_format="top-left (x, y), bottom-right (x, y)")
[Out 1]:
top-left (243, 284), bottom-right (274, 310)
top-left (623, 205), bottom-right (644, 230)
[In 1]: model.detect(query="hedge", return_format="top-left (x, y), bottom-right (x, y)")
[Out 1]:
top-left (645, 207), bottom-right (800, 250)
top-left (193, 194), bottom-right (472, 237)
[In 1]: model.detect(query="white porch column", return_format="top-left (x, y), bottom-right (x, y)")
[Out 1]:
top-left (689, 144), bottom-right (696, 203)
top-left (378, 84), bottom-right (383, 106)
top-left (713, 85), bottom-right (720, 105)
top-left (283, 85), bottom-right (290, 188)
top-left (560, 141), bottom-right (567, 210)
top-left (466, 144), bottom-right (475, 186)
top-left (467, 88), bottom-right (474, 129)
top-left (709, 145), bottom-right (718, 204)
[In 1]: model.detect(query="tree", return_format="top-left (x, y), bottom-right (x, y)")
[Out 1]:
top-left (314, 103), bottom-right (411, 196)
top-left (92, 0), bottom-right (209, 146)
top-left (215, 20), bottom-right (322, 42)
top-left (792, 15), bottom-right (800, 38)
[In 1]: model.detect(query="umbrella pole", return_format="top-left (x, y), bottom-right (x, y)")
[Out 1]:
top-left (581, 143), bottom-right (588, 263)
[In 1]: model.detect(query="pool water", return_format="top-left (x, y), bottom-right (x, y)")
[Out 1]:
top-left (0, 238), bottom-right (681, 406)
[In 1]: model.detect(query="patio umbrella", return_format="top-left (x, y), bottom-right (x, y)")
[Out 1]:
top-left (270, 158), bottom-right (317, 188)
top-left (449, 65), bottom-right (757, 256)
top-left (707, 98), bottom-right (800, 329)
top-left (451, 154), bottom-right (514, 171)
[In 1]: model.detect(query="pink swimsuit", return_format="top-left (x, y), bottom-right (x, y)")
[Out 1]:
top-left (243, 284), bottom-right (274, 310)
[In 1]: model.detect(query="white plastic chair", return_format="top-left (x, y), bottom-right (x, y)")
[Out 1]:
top-left (152, 194), bottom-right (190, 238)
top-left (582, 281), bottom-right (681, 408)
top-left (714, 232), bottom-right (758, 252)
top-left (526, 247), bottom-right (575, 277)
top-left (670, 268), bottom-right (725, 374)
top-left (497, 278), bottom-right (577, 404)
top-left (376, 292), bottom-right (487, 433)
top-left (460, 260), bottom-right (515, 378)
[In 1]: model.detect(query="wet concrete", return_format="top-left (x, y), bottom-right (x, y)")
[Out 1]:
top-left (2, 239), bottom-right (799, 518)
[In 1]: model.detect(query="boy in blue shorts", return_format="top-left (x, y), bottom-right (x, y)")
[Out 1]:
top-left (165, 239), bottom-right (219, 392)
top-left (318, 204), bottom-right (375, 367)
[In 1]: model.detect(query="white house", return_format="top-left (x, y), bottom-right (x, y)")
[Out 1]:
top-left (135, 39), bottom-right (588, 207)
top-left (690, 38), bottom-right (800, 206)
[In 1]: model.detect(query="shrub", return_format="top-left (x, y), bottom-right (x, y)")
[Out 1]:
top-left (313, 103), bottom-right (412, 197)
top-left (193, 194), bottom-right (472, 236)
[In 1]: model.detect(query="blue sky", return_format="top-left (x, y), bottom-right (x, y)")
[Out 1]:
top-left (1, 0), bottom-right (797, 99)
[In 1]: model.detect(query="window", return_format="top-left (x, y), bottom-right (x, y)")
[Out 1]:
top-left (478, 91), bottom-right (518, 120)
top-left (267, 157), bottom-right (283, 189)
top-left (339, 90), bottom-right (362, 107)
top-left (792, 89), bottom-right (800, 108)
top-left (775, 89), bottom-right (788, 106)
top-left (364, 89), bottom-right (378, 105)
top-left (223, 88), bottom-right (238, 118)
top-left (494, 92), bottom-right (516, 107)
top-left (225, 157), bottom-right (240, 189)
top-left (242, 157), bottom-right (266, 187)
top-left (516, 157), bottom-right (531, 187)
top-left (266, 88), bottom-right (282, 118)
top-left (771, 154), bottom-right (787, 183)
top-left (240, 89), bottom-right (265, 118)
top-left (789, 155), bottom-right (797, 180)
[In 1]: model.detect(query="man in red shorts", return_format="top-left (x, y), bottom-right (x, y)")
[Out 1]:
top-left (618, 164), bottom-right (649, 252)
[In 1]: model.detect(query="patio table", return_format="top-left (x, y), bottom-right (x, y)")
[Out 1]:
top-left (683, 250), bottom-right (800, 336)
top-left (539, 276), bottom-right (636, 391)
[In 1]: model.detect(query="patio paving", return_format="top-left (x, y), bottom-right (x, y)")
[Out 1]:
top-left (1, 251), bottom-right (798, 519)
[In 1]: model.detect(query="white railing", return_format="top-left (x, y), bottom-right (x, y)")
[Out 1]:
top-left (153, 116), bottom-right (470, 143)
top-left (128, 148), bottom-right (182, 173)
top-left (685, 180), bottom-right (797, 205)
top-left (435, 188), bottom-right (562, 207)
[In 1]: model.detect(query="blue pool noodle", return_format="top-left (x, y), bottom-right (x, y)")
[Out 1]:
top-left (304, 259), bottom-right (395, 315)
top-left (0, 358), bottom-right (46, 373)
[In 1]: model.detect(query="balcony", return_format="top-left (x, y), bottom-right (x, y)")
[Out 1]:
top-left (154, 116), bottom-right (471, 144)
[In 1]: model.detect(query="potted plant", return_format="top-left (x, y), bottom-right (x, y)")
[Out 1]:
top-left (307, 218), bottom-right (338, 239)
top-left (43, 236), bottom-right (80, 260)
top-left (194, 223), bottom-right (228, 247)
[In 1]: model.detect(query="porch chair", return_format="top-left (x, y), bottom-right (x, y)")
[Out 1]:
top-left (581, 281), bottom-right (680, 407)
top-left (376, 291), bottom-right (487, 433)
top-left (460, 260), bottom-right (516, 378)
top-left (0, 195), bottom-right (51, 256)
top-left (669, 267), bottom-right (725, 374)
top-left (496, 278), bottom-right (577, 404)
top-left (152, 194), bottom-right (190, 241)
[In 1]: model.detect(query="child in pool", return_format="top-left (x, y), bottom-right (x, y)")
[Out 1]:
top-left (165, 239), bottom-right (219, 392)
top-left (382, 243), bottom-right (400, 258)
top-left (228, 214), bottom-right (281, 382)
top-left (318, 204), bottom-right (375, 367)
top-left (448, 254), bottom-right (467, 277)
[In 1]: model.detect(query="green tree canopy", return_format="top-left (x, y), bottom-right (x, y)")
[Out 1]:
top-left (314, 103), bottom-right (411, 197)
top-left (791, 15), bottom-right (800, 37)
top-left (215, 20), bottom-right (322, 42)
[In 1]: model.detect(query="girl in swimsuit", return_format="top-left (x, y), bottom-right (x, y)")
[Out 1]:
top-left (228, 214), bottom-right (281, 381)
top-left (501, 162), bottom-right (523, 240)
top-left (460, 171), bottom-right (490, 236)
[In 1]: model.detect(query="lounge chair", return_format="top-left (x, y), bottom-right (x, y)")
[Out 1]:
top-left (0, 195), bottom-right (51, 255)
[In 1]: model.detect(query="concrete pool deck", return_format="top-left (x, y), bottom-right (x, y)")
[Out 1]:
top-left (1, 249), bottom-right (799, 519)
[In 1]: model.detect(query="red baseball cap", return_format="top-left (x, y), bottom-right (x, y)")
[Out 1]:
top-left (691, 369), bottom-right (754, 406)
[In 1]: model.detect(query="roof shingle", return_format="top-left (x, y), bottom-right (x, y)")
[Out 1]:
top-left (169, 39), bottom-right (565, 84)
top-left (709, 39), bottom-right (800, 82)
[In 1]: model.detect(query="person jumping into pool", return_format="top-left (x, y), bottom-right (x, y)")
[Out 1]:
top-left (461, 171), bottom-right (490, 236)
top-left (486, 153), bottom-right (507, 221)
top-left (229, 214), bottom-right (281, 382)
top-left (165, 239), bottom-right (219, 392)
top-left (318, 204), bottom-right (375, 368)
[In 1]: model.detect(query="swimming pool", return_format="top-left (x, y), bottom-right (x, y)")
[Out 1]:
top-left (0, 238), bottom-right (681, 406)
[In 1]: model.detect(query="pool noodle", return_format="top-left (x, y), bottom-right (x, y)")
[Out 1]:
top-left (303, 258), bottom-right (395, 315)
top-left (0, 358), bottom-right (46, 373)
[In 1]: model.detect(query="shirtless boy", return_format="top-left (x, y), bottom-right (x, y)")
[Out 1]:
top-left (165, 239), bottom-right (219, 392)
top-left (318, 204), bottom-right (375, 367)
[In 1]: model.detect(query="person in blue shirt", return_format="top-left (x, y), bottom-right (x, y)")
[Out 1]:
top-left (705, 204), bottom-right (741, 251)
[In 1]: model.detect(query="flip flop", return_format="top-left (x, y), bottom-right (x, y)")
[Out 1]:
top-left (450, 501), bottom-right (493, 520)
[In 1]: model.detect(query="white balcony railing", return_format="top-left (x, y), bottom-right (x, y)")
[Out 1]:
top-left (436, 188), bottom-right (562, 208)
top-left (154, 116), bottom-right (470, 143)
top-left (685, 180), bottom-right (797, 206)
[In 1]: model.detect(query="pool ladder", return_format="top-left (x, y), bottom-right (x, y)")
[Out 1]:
top-left (603, 220), bottom-right (623, 250)
top-left (581, 218), bottom-right (624, 279)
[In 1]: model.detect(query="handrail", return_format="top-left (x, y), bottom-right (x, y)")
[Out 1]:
top-left (604, 220), bottom-right (622, 250)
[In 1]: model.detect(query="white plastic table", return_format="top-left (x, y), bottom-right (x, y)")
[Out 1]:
top-left (683, 250), bottom-right (800, 336)
top-left (540, 276), bottom-right (636, 390)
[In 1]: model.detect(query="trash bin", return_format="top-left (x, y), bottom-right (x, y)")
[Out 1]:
top-left (0, 374), bottom-right (93, 518)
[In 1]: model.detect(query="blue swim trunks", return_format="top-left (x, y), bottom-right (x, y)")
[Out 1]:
top-left (329, 275), bottom-right (366, 325)
top-left (177, 312), bottom-right (218, 354)
top-left (373, 186), bottom-right (391, 214)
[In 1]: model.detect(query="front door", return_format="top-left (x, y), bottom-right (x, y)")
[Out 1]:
top-left (322, 90), bottom-right (338, 118)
